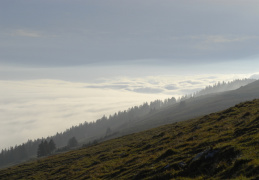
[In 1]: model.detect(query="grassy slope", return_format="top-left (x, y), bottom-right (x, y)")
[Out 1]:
top-left (1, 100), bottom-right (259, 180)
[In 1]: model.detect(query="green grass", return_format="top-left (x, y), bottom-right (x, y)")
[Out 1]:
top-left (1, 99), bottom-right (259, 180)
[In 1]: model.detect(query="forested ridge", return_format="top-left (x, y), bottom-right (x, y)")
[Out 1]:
top-left (0, 78), bottom-right (255, 168)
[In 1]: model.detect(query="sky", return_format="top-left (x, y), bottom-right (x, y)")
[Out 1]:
top-left (1, 0), bottom-right (259, 149)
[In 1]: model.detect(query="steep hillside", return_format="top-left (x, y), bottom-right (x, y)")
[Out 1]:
top-left (0, 99), bottom-right (258, 180)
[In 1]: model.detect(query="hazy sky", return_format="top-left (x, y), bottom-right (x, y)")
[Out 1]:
top-left (1, 0), bottom-right (259, 149)
top-left (1, 0), bottom-right (259, 68)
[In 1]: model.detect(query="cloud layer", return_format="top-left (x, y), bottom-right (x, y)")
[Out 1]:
top-left (1, 73), bottom-right (256, 150)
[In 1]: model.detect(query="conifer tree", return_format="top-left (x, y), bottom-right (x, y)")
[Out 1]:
top-left (49, 139), bottom-right (56, 154)
top-left (43, 140), bottom-right (50, 155)
top-left (37, 139), bottom-right (56, 157)
top-left (67, 137), bottom-right (78, 148)
top-left (37, 141), bottom-right (45, 157)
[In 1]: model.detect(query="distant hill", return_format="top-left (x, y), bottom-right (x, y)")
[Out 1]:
top-left (191, 78), bottom-right (256, 98)
top-left (117, 79), bottom-right (259, 135)
top-left (0, 99), bottom-right (258, 179)
top-left (0, 78), bottom-right (257, 169)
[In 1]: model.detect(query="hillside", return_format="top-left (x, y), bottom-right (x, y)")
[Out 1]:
top-left (0, 99), bottom-right (259, 180)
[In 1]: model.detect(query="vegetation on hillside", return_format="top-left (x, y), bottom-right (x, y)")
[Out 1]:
top-left (0, 99), bottom-right (258, 179)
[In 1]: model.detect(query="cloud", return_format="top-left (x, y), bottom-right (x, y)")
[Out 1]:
top-left (10, 29), bottom-right (42, 38)
top-left (198, 76), bottom-right (218, 80)
top-left (250, 73), bottom-right (259, 79)
top-left (191, 35), bottom-right (259, 44)
top-left (191, 35), bottom-right (259, 54)
top-left (164, 85), bottom-right (178, 90)
top-left (86, 84), bottom-right (129, 89)
top-left (130, 87), bottom-right (164, 94)
top-left (170, 35), bottom-right (259, 44)
top-left (181, 88), bottom-right (203, 95)
top-left (86, 81), bottom-right (165, 94)
top-left (179, 81), bottom-right (202, 85)
top-left (5, 119), bottom-right (36, 126)
top-left (0, 79), bottom-right (171, 150)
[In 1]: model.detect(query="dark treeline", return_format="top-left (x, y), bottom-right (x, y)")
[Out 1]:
top-left (193, 78), bottom-right (255, 97)
top-left (53, 96), bottom-right (177, 147)
top-left (0, 78), bottom-right (255, 168)
top-left (37, 139), bottom-right (56, 157)
top-left (177, 78), bottom-right (255, 101)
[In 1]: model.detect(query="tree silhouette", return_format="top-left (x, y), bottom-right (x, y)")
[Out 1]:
top-left (67, 137), bottom-right (78, 148)
top-left (37, 139), bottom-right (56, 157)
top-left (105, 127), bottom-right (112, 136)
top-left (37, 140), bottom-right (45, 157)
top-left (49, 139), bottom-right (56, 154)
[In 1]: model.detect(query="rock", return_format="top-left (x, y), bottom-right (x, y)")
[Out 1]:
top-left (164, 164), bottom-right (170, 170)
top-left (178, 161), bottom-right (186, 168)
